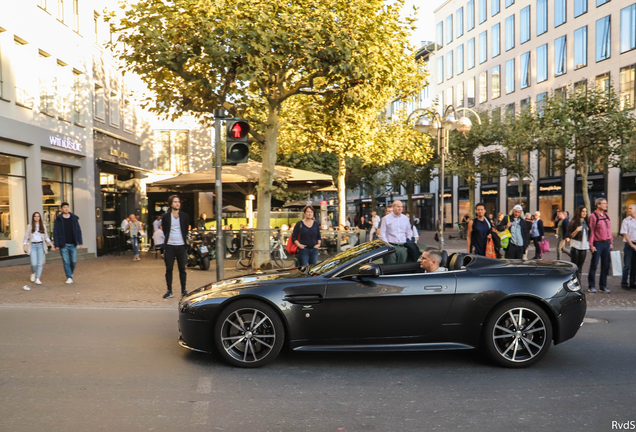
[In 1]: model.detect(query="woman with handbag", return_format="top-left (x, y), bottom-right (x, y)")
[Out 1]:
top-left (291, 206), bottom-right (321, 267)
top-left (126, 213), bottom-right (143, 261)
top-left (23, 212), bottom-right (53, 285)
top-left (467, 203), bottom-right (492, 256)
top-left (531, 211), bottom-right (546, 259)
top-left (566, 206), bottom-right (590, 283)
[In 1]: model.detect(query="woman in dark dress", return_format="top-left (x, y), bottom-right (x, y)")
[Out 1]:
top-left (565, 206), bottom-right (590, 283)
top-left (467, 203), bottom-right (493, 256)
top-left (292, 205), bottom-right (322, 267)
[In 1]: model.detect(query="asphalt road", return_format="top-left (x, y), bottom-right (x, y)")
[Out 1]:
top-left (0, 306), bottom-right (634, 432)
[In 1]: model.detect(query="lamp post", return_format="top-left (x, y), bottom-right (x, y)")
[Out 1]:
top-left (407, 106), bottom-right (482, 251)
top-left (507, 172), bottom-right (532, 210)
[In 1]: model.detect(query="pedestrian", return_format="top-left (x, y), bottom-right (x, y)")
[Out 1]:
top-left (378, 200), bottom-right (411, 263)
top-left (531, 211), bottom-right (545, 259)
top-left (404, 215), bottom-right (421, 263)
top-left (344, 217), bottom-right (352, 229)
top-left (161, 195), bottom-right (190, 299)
top-left (152, 224), bottom-right (165, 257)
top-left (52, 202), bottom-right (83, 284)
top-left (196, 212), bottom-right (207, 231)
top-left (23, 211), bottom-right (53, 285)
top-left (121, 216), bottom-right (130, 232)
top-left (153, 215), bottom-right (162, 233)
top-left (125, 213), bottom-right (143, 261)
top-left (291, 205), bottom-right (322, 267)
top-left (497, 205), bottom-right (531, 259)
top-left (620, 204), bottom-right (636, 290)
top-left (566, 206), bottom-right (590, 284)
top-left (555, 210), bottom-right (570, 260)
top-left (369, 211), bottom-right (381, 240)
top-left (588, 198), bottom-right (613, 293)
top-left (467, 203), bottom-right (493, 256)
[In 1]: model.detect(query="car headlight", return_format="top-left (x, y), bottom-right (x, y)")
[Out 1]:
top-left (565, 276), bottom-right (581, 292)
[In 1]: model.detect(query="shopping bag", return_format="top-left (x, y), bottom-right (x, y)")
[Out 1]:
top-left (285, 236), bottom-right (297, 254)
top-left (499, 229), bottom-right (511, 248)
top-left (486, 238), bottom-right (497, 258)
top-left (539, 239), bottom-right (550, 253)
top-left (611, 250), bottom-right (623, 276)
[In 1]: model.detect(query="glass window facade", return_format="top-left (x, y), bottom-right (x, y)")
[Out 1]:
top-left (537, 44), bottom-right (548, 82)
top-left (492, 0), bottom-right (500, 16)
top-left (479, 31), bottom-right (488, 64)
top-left (468, 38), bottom-right (476, 69)
top-left (457, 44), bottom-right (465, 74)
top-left (596, 72), bottom-right (611, 93)
top-left (620, 4), bottom-right (636, 53)
top-left (620, 64), bottom-right (636, 109)
top-left (506, 0), bottom-right (514, 7)
top-left (467, 76), bottom-right (476, 107)
top-left (505, 15), bottom-right (515, 51)
top-left (446, 15), bottom-right (454, 44)
top-left (457, 81), bottom-right (465, 107)
top-left (42, 163), bottom-right (74, 236)
top-left (437, 57), bottom-right (444, 84)
top-left (0, 155), bottom-right (27, 258)
top-left (446, 87), bottom-right (454, 111)
top-left (575, 0), bottom-right (588, 17)
top-left (575, 79), bottom-right (588, 94)
top-left (468, 0), bottom-right (475, 31)
top-left (537, 92), bottom-right (548, 115)
top-left (597, 0), bottom-right (610, 6)
top-left (521, 6), bottom-right (531, 43)
top-left (492, 65), bottom-right (501, 98)
top-left (521, 52), bottom-right (531, 89)
top-left (506, 58), bottom-right (515, 94)
top-left (446, 51), bottom-right (454, 79)
top-left (492, 23), bottom-right (501, 57)
top-left (479, 0), bottom-right (487, 23)
top-left (596, 15), bottom-right (611, 61)
top-left (457, 7), bottom-right (464, 38)
top-left (479, 71), bottom-right (488, 103)
top-left (555, 35), bottom-right (567, 76)
top-left (537, 0), bottom-right (548, 35)
top-left (574, 26), bottom-right (588, 69)
top-left (555, 0), bottom-right (567, 27)
top-left (437, 22), bottom-right (444, 47)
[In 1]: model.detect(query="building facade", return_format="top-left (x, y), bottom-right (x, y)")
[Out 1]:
top-left (431, 0), bottom-right (636, 231)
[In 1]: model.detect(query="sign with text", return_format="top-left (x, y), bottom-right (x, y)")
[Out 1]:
top-left (49, 135), bottom-right (82, 153)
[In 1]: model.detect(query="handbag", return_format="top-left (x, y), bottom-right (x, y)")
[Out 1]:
top-left (486, 238), bottom-right (497, 258)
top-left (539, 239), bottom-right (550, 253)
top-left (499, 229), bottom-right (512, 248)
top-left (285, 223), bottom-right (303, 255)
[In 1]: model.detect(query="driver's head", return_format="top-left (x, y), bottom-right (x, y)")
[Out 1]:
top-left (420, 248), bottom-right (442, 272)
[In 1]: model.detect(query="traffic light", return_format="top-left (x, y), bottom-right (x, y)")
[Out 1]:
top-left (225, 120), bottom-right (250, 165)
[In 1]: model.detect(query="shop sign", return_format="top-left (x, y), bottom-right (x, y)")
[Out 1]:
top-left (412, 193), bottom-right (434, 199)
top-left (481, 190), bottom-right (498, 195)
top-left (443, 193), bottom-right (452, 198)
top-left (110, 148), bottom-right (129, 159)
top-left (361, 199), bottom-right (372, 203)
top-left (540, 185), bottom-right (562, 192)
top-left (49, 135), bottom-right (82, 153)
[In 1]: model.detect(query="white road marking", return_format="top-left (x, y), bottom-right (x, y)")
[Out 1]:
top-left (196, 377), bottom-right (212, 394)
top-left (191, 401), bottom-right (210, 426)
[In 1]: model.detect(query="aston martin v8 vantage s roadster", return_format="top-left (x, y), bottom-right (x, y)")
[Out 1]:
top-left (178, 240), bottom-right (586, 368)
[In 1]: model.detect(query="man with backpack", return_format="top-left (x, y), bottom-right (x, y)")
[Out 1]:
top-left (588, 198), bottom-right (613, 293)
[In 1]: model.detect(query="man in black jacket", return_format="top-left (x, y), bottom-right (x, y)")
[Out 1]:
top-left (497, 205), bottom-right (531, 259)
top-left (52, 202), bottom-right (83, 284)
top-left (161, 196), bottom-right (190, 298)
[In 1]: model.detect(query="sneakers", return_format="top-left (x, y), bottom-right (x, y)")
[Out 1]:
top-left (588, 287), bottom-right (598, 293)
top-left (133, 256), bottom-right (140, 261)
top-left (181, 291), bottom-right (187, 297)
top-left (30, 273), bottom-right (35, 282)
top-left (600, 288), bottom-right (611, 293)
top-left (163, 291), bottom-right (173, 299)
top-left (35, 278), bottom-right (42, 285)
top-left (65, 278), bottom-right (73, 284)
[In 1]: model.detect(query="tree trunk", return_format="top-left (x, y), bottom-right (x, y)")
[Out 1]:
top-left (406, 182), bottom-right (415, 220)
top-left (338, 154), bottom-right (347, 230)
top-left (254, 104), bottom-right (281, 268)
top-left (371, 194), bottom-right (377, 213)
top-left (468, 178), bottom-right (476, 219)
top-left (580, 157), bottom-right (591, 213)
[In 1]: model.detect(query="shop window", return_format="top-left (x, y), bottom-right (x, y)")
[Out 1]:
top-left (492, 65), bottom-right (501, 99)
top-left (620, 64), bottom-right (635, 110)
top-left (620, 4), bottom-right (636, 53)
top-left (596, 15), bottom-right (611, 62)
top-left (42, 163), bottom-right (74, 234)
top-left (575, 176), bottom-right (606, 209)
top-left (467, 38), bottom-right (475, 69)
top-left (538, 191), bottom-right (563, 227)
top-left (0, 155), bottom-right (27, 258)
top-left (621, 175), bottom-right (636, 221)
top-left (457, 7), bottom-right (464, 38)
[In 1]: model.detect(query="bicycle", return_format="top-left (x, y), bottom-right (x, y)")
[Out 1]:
top-left (235, 232), bottom-right (293, 270)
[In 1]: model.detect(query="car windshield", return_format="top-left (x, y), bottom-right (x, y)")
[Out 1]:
top-left (308, 240), bottom-right (388, 276)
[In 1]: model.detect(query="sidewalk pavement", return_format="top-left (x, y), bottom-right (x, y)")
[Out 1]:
top-left (2, 234), bottom-right (636, 309)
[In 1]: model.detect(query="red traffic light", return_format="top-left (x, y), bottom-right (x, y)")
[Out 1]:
top-left (227, 121), bottom-right (249, 139)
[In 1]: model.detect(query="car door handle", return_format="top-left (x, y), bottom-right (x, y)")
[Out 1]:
top-left (284, 295), bottom-right (322, 305)
top-left (424, 285), bottom-right (446, 291)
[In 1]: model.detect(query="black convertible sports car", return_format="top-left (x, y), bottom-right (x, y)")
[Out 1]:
top-left (178, 240), bottom-right (586, 368)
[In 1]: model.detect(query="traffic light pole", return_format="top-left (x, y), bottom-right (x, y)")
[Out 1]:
top-left (214, 109), bottom-right (225, 281)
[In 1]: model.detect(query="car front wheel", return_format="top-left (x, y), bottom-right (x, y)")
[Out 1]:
top-left (483, 300), bottom-right (553, 368)
top-left (214, 300), bottom-right (284, 368)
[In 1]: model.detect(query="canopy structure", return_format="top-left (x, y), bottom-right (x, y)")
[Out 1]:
top-left (222, 205), bottom-right (243, 213)
top-left (283, 200), bottom-right (323, 208)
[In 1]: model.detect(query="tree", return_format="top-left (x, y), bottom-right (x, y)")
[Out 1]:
top-left (346, 157), bottom-right (389, 212)
top-left (112, 0), bottom-right (424, 266)
top-left (385, 159), bottom-right (437, 218)
top-left (530, 84), bottom-right (636, 211)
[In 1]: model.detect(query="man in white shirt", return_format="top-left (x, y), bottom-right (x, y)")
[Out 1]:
top-left (419, 248), bottom-right (448, 273)
top-left (161, 196), bottom-right (191, 299)
top-left (620, 204), bottom-right (636, 289)
top-left (369, 211), bottom-right (381, 240)
top-left (378, 200), bottom-right (411, 263)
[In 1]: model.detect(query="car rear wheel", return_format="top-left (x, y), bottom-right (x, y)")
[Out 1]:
top-left (214, 300), bottom-right (284, 368)
top-left (483, 300), bottom-right (553, 368)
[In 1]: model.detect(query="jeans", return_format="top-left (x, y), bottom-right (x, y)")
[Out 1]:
top-left (588, 241), bottom-right (611, 289)
top-left (297, 247), bottom-right (319, 267)
top-left (570, 247), bottom-right (587, 282)
top-left (30, 243), bottom-right (45, 278)
top-left (622, 243), bottom-right (636, 286)
top-left (59, 244), bottom-right (77, 279)
top-left (164, 244), bottom-right (187, 293)
top-left (532, 236), bottom-right (542, 258)
top-left (131, 236), bottom-right (140, 256)
top-left (505, 243), bottom-right (525, 259)
top-left (556, 239), bottom-right (567, 260)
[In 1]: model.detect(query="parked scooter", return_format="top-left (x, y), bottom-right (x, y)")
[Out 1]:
top-left (186, 231), bottom-right (211, 270)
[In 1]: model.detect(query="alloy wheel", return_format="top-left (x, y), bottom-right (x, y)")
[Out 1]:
top-left (220, 308), bottom-right (277, 363)
top-left (492, 307), bottom-right (547, 363)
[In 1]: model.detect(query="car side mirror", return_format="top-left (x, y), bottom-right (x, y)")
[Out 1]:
top-left (359, 264), bottom-right (380, 278)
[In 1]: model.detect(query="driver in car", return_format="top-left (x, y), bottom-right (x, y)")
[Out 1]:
top-left (419, 248), bottom-right (448, 273)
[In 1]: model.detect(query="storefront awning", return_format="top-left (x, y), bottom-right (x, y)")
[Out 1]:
top-left (96, 159), bottom-right (153, 173)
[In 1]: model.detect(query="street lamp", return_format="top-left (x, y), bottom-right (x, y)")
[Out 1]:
top-left (507, 172), bottom-right (533, 210)
top-left (407, 106), bottom-right (482, 251)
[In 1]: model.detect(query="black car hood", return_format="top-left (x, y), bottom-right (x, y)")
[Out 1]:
top-left (185, 268), bottom-right (310, 299)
